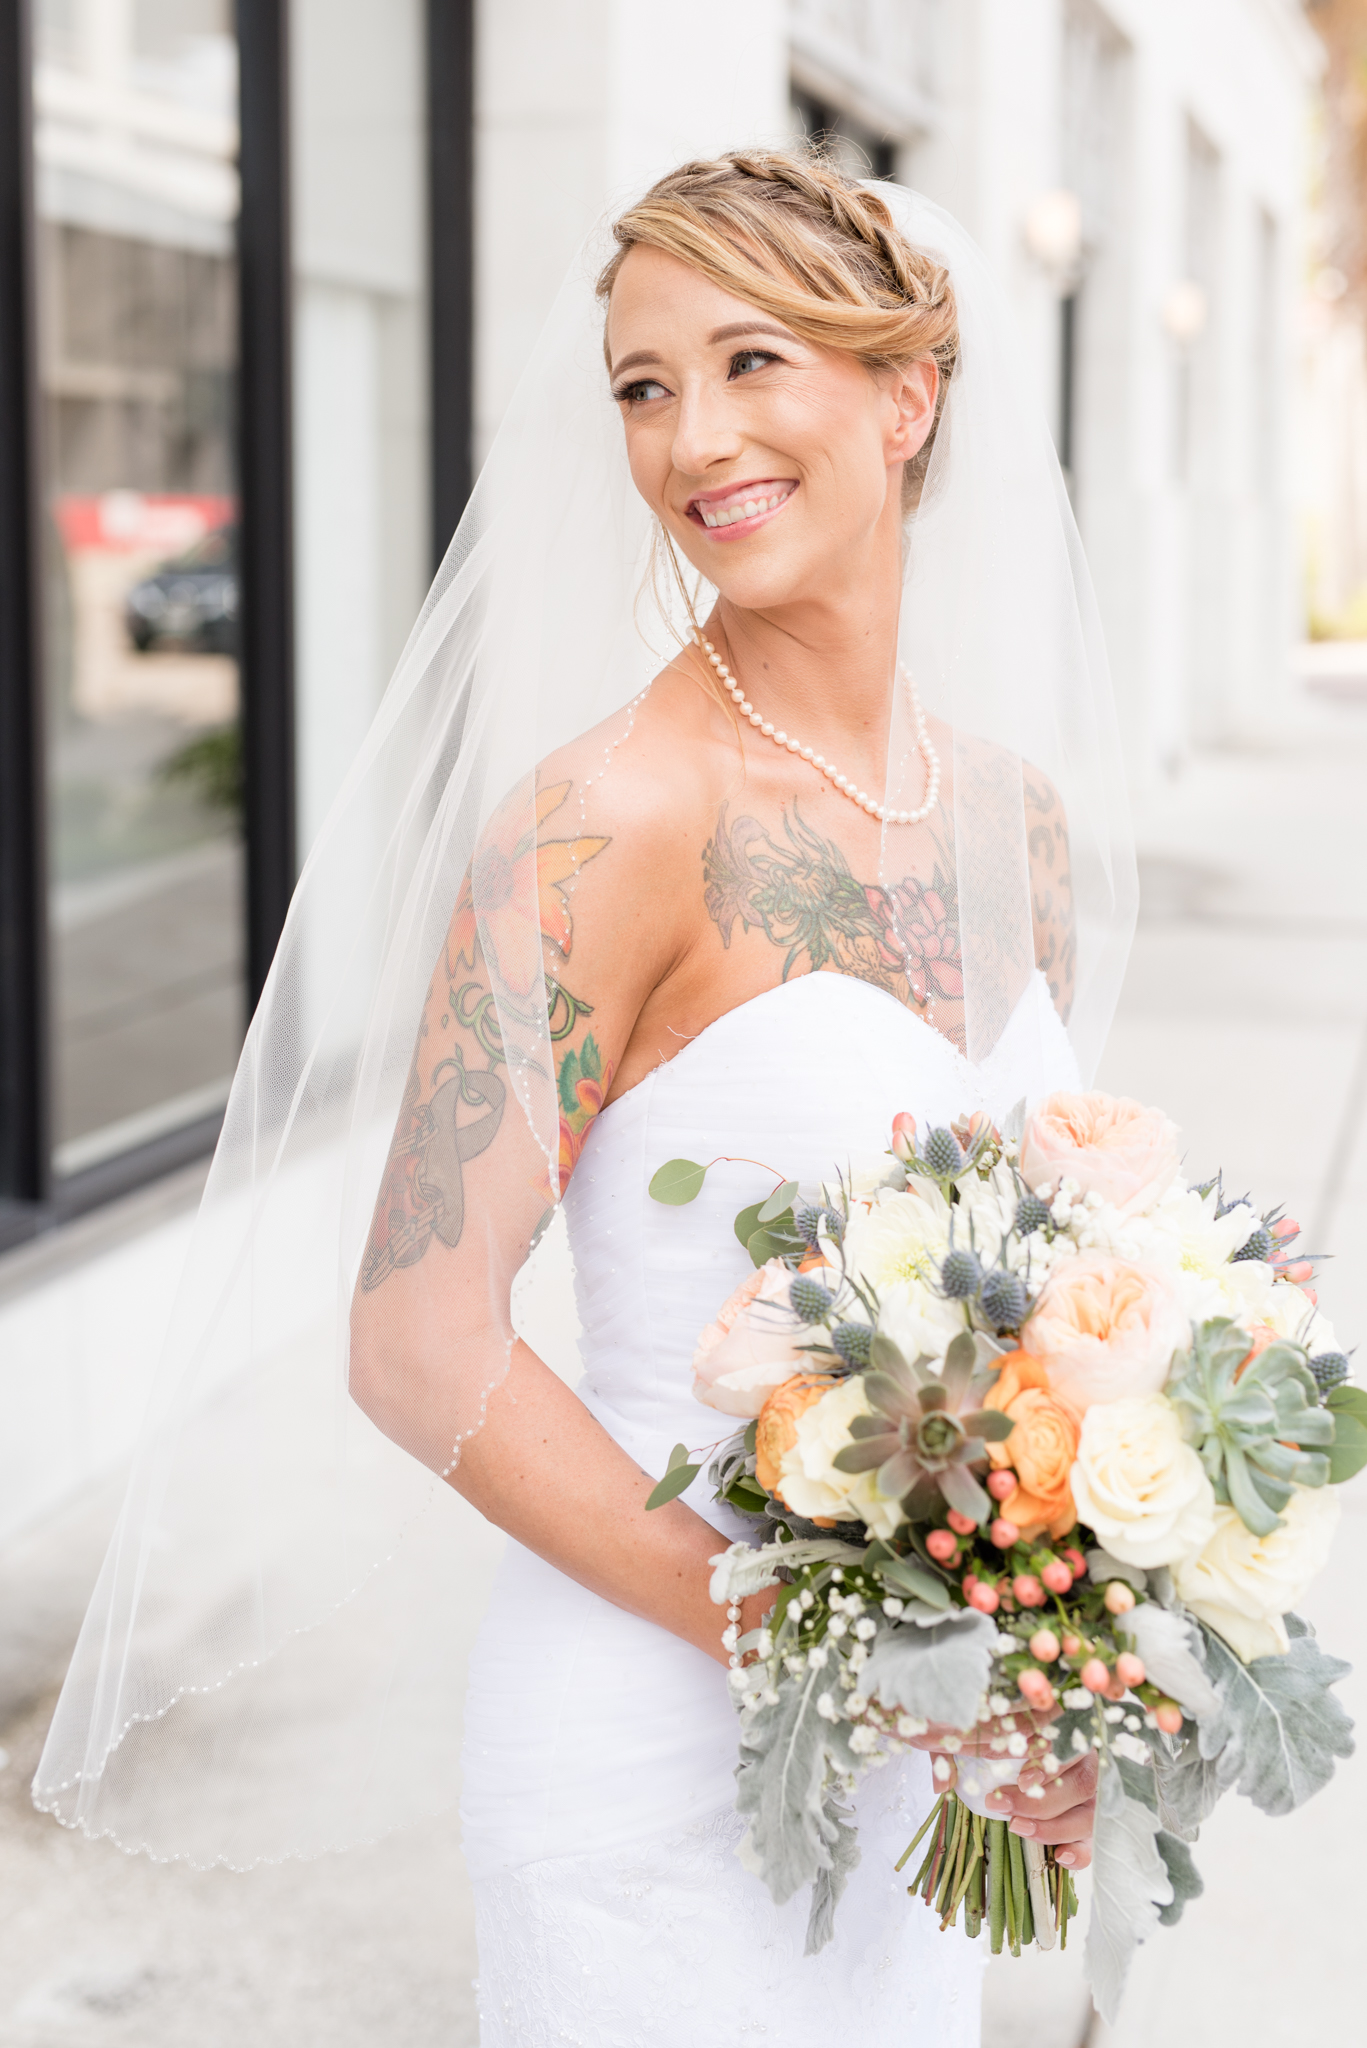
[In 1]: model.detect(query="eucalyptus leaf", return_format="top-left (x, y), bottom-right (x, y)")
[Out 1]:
top-left (1085, 1762), bottom-right (1174, 2024)
top-left (747, 1226), bottom-right (799, 1267)
top-left (1197, 1620), bottom-right (1355, 1815)
top-left (861, 1610), bottom-right (997, 1728)
top-left (644, 1460), bottom-right (700, 1510)
top-left (875, 1554), bottom-right (951, 1608)
top-left (734, 1201), bottom-right (766, 1247)
top-left (648, 1157), bottom-right (708, 1204)
top-left (759, 1180), bottom-right (800, 1224)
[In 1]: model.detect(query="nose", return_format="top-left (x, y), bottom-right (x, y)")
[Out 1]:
top-left (670, 379), bottom-right (744, 480)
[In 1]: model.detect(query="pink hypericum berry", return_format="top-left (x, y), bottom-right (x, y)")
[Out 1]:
top-left (1154, 1702), bottom-right (1185, 1735)
top-left (1012, 1574), bottom-right (1046, 1608)
top-left (1103, 1581), bottom-right (1136, 1615)
top-left (990, 1518), bottom-right (1020, 1549)
top-left (961, 1573), bottom-right (979, 1598)
top-left (947, 1509), bottom-right (978, 1536)
top-left (968, 1582), bottom-right (1001, 1615)
top-left (1017, 1669), bottom-right (1055, 1710)
top-left (1029, 1629), bottom-right (1061, 1663)
top-left (1061, 1548), bottom-right (1087, 1577)
top-left (987, 1469), bottom-right (1017, 1502)
top-left (891, 1112), bottom-right (918, 1164)
top-left (1272, 1216), bottom-right (1300, 1242)
top-left (926, 1529), bottom-right (959, 1563)
top-left (1040, 1560), bottom-right (1073, 1594)
top-left (1115, 1652), bottom-right (1146, 1689)
top-left (1080, 1658), bottom-right (1111, 1693)
top-left (1062, 1633), bottom-right (1083, 1658)
top-left (1282, 1259), bottom-right (1315, 1286)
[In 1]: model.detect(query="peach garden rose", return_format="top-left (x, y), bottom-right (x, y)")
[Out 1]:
top-left (692, 1260), bottom-right (809, 1418)
top-left (984, 1352), bottom-right (1081, 1541)
top-left (1019, 1091), bottom-right (1181, 1219)
top-left (1023, 1254), bottom-right (1188, 1412)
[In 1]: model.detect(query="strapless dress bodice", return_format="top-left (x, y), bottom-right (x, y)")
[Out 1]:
top-left (561, 969), bottom-right (1078, 1508)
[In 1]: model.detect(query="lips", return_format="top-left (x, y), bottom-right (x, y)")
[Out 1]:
top-left (686, 479), bottom-right (797, 534)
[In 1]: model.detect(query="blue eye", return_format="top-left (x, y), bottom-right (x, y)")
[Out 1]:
top-left (615, 378), bottom-right (669, 404)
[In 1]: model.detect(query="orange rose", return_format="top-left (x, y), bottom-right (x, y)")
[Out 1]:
top-left (985, 1352), bottom-right (1082, 1541)
top-left (755, 1376), bottom-right (838, 1496)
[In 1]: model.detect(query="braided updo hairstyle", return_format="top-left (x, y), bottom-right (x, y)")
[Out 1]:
top-left (598, 148), bottom-right (959, 507)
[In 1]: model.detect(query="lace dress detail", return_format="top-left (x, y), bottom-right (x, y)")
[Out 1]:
top-left (461, 973), bottom-right (1079, 2045)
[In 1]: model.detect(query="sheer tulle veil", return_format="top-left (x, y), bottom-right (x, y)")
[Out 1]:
top-left (33, 179), bottom-right (1137, 1863)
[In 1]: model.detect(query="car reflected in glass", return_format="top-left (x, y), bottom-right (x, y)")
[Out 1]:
top-left (125, 525), bottom-right (238, 654)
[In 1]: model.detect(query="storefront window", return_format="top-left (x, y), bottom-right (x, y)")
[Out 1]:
top-left (33, 0), bottom-right (244, 1178)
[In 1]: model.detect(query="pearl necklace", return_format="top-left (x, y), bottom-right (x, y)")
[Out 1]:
top-left (697, 635), bottom-right (941, 825)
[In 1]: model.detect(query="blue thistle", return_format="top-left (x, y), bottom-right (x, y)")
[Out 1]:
top-left (1015, 1192), bottom-right (1051, 1237)
top-left (790, 1274), bottom-right (835, 1324)
top-left (832, 1322), bottom-right (873, 1368)
top-left (980, 1269), bottom-right (1028, 1334)
top-left (921, 1128), bottom-right (964, 1179)
top-left (940, 1248), bottom-right (983, 1299)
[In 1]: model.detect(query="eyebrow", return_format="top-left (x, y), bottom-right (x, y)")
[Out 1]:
top-left (608, 320), bottom-right (800, 384)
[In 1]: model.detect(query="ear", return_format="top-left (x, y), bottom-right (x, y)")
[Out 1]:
top-left (884, 357), bottom-right (939, 465)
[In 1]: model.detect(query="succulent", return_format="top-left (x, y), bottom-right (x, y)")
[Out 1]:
top-left (1166, 1317), bottom-right (1334, 1537)
top-left (1310, 1351), bottom-right (1352, 1395)
top-left (831, 1330), bottom-right (1014, 1525)
top-left (940, 1248), bottom-right (983, 1299)
top-left (1015, 1192), bottom-right (1052, 1237)
top-left (979, 1268), bottom-right (1028, 1334)
top-left (790, 1274), bottom-right (835, 1323)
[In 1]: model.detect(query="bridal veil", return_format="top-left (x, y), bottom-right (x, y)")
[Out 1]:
top-left (34, 172), bottom-right (1137, 1863)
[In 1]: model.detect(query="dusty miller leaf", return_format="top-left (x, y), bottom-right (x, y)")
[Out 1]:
top-left (1153, 1735), bottom-right (1221, 1842)
top-left (1197, 1621), bottom-right (1355, 1815)
top-left (1127, 1602), bottom-right (1221, 1720)
top-left (860, 1610), bottom-right (997, 1729)
top-left (734, 1665), bottom-right (856, 1907)
top-left (1084, 1762), bottom-right (1174, 2024)
top-left (803, 1794), bottom-right (861, 1954)
top-left (1155, 1830), bottom-right (1204, 1927)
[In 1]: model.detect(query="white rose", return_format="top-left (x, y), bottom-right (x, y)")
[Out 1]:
top-left (1173, 1486), bottom-right (1341, 1662)
top-left (778, 1378), bottom-right (903, 1540)
top-left (1070, 1394), bottom-right (1216, 1568)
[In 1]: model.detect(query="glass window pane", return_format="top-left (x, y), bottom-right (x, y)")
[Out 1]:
top-left (33, 0), bottom-right (245, 1179)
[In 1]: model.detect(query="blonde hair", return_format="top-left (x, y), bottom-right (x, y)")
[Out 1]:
top-left (597, 147), bottom-right (959, 508)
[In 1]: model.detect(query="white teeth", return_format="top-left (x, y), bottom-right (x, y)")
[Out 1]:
top-left (697, 486), bottom-right (793, 527)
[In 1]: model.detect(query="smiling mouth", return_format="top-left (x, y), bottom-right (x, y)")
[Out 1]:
top-left (686, 479), bottom-right (798, 533)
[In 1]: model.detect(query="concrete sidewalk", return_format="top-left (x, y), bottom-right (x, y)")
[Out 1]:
top-left (3, 698), bottom-right (1366, 2047)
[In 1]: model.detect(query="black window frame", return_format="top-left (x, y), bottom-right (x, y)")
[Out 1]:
top-left (0, 0), bottom-right (475, 1251)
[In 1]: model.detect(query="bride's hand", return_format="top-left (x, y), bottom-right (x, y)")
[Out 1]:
top-left (982, 1751), bottom-right (1098, 1869)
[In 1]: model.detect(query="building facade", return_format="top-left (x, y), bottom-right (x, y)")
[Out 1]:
top-left (0, 0), bottom-right (1320, 1677)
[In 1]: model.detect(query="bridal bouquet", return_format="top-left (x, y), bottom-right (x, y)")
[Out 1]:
top-left (646, 1092), bottom-right (1363, 2017)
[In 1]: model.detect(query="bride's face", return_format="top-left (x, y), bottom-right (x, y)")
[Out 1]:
top-left (607, 244), bottom-right (937, 612)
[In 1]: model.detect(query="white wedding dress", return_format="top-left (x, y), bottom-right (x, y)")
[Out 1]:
top-left (461, 969), bottom-right (1079, 2046)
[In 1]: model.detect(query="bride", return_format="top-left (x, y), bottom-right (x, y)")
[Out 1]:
top-left (36, 150), bottom-right (1135, 2045)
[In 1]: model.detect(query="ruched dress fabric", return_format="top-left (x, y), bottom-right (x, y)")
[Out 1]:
top-left (461, 971), bottom-right (1080, 2047)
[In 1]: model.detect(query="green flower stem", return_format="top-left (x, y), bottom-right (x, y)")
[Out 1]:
top-left (897, 1792), bottom-right (944, 1875)
top-left (989, 1818), bottom-right (1008, 1953)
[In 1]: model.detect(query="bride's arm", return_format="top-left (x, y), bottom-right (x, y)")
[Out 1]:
top-left (348, 748), bottom-right (752, 1664)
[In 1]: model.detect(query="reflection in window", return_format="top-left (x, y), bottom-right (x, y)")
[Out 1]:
top-left (33, 0), bottom-right (244, 1177)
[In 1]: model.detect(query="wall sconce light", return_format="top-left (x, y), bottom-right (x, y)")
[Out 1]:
top-left (1023, 189), bottom-right (1083, 278)
top-left (1162, 280), bottom-right (1208, 344)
